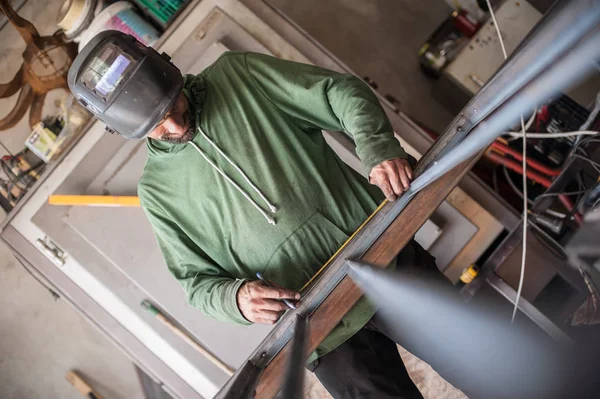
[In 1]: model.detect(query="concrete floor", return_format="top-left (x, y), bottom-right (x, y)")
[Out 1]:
top-left (0, 241), bottom-right (144, 399)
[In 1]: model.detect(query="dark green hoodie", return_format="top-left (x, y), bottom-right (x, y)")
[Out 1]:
top-left (138, 52), bottom-right (408, 362)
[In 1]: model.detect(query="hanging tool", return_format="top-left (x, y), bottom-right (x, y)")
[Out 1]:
top-left (140, 300), bottom-right (235, 375)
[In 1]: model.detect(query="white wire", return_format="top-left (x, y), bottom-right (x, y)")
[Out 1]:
top-left (514, 115), bottom-right (528, 324)
top-left (197, 127), bottom-right (278, 213)
top-left (524, 108), bottom-right (537, 131)
top-left (486, 0), bottom-right (526, 324)
top-left (486, 0), bottom-right (508, 59)
top-left (502, 165), bottom-right (534, 205)
top-left (508, 130), bottom-right (599, 138)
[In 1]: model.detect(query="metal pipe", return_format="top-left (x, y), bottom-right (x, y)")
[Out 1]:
top-left (408, 27), bottom-right (600, 196)
top-left (280, 315), bottom-right (309, 399)
top-left (456, 0), bottom-right (600, 126)
top-left (434, 0), bottom-right (600, 160)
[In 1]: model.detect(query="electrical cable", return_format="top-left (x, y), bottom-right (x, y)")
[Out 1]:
top-left (486, 0), bottom-right (507, 59)
top-left (507, 130), bottom-right (599, 139)
top-left (514, 115), bottom-right (528, 324)
top-left (490, 141), bottom-right (561, 176)
top-left (524, 108), bottom-right (537, 132)
top-left (572, 137), bottom-right (600, 152)
top-left (528, 221), bottom-right (568, 260)
top-left (505, 109), bottom-right (536, 142)
top-left (0, 140), bottom-right (12, 156)
top-left (501, 165), bottom-right (533, 205)
top-left (487, 151), bottom-right (552, 186)
top-left (488, 152), bottom-right (584, 223)
top-left (486, 0), bottom-right (526, 323)
top-left (572, 153), bottom-right (600, 172)
top-left (535, 189), bottom-right (589, 200)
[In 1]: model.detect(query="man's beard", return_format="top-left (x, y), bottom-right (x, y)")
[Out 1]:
top-left (159, 109), bottom-right (197, 144)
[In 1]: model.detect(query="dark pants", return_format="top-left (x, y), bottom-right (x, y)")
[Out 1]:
top-left (307, 241), bottom-right (440, 399)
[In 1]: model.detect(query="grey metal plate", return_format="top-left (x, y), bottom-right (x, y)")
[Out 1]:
top-left (427, 202), bottom-right (477, 271)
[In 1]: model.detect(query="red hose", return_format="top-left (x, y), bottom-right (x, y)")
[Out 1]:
top-left (490, 141), bottom-right (562, 177)
top-left (487, 152), bottom-right (553, 186)
top-left (486, 152), bottom-right (583, 225)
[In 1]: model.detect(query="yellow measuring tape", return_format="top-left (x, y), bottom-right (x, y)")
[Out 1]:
top-left (299, 199), bottom-right (389, 292)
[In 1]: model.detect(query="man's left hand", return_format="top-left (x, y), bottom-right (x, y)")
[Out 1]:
top-left (369, 158), bottom-right (413, 201)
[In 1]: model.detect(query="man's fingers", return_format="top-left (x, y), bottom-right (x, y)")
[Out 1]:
top-left (260, 285), bottom-right (301, 300)
top-left (395, 162), bottom-right (410, 191)
top-left (377, 176), bottom-right (397, 201)
top-left (255, 298), bottom-right (291, 312)
top-left (388, 164), bottom-right (405, 195)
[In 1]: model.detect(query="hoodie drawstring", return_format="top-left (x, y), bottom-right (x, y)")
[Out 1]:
top-left (197, 127), bottom-right (278, 213)
top-left (188, 131), bottom-right (277, 225)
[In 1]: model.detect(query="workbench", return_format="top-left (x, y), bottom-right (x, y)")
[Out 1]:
top-left (0, 1), bottom-right (517, 397)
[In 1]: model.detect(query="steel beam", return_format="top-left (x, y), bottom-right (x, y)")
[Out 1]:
top-left (280, 315), bottom-right (309, 399)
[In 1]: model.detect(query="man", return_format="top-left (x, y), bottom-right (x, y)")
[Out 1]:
top-left (69, 31), bottom-right (439, 398)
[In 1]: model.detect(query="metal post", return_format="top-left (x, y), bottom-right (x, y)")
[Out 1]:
top-left (280, 315), bottom-right (309, 399)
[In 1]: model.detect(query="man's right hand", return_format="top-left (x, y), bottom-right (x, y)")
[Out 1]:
top-left (236, 280), bottom-right (300, 324)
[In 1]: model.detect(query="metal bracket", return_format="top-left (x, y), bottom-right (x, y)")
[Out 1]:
top-left (35, 236), bottom-right (67, 267)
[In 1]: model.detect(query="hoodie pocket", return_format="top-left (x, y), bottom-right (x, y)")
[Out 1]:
top-left (262, 212), bottom-right (349, 292)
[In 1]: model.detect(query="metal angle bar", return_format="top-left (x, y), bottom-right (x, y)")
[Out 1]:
top-left (280, 315), bottom-right (309, 399)
top-left (219, 360), bottom-right (264, 399)
top-left (486, 274), bottom-right (572, 345)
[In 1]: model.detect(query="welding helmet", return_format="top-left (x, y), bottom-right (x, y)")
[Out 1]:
top-left (68, 30), bottom-right (183, 139)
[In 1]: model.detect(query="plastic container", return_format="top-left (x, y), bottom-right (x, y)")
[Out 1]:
top-left (77, 1), bottom-right (159, 51)
top-left (57, 0), bottom-right (98, 40)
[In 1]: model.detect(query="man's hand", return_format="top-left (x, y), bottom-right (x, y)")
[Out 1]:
top-left (369, 158), bottom-right (413, 201)
top-left (237, 280), bottom-right (300, 324)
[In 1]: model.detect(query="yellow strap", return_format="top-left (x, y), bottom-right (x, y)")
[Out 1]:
top-left (299, 199), bottom-right (388, 292)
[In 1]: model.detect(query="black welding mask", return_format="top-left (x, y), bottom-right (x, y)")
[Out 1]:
top-left (68, 30), bottom-right (183, 139)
